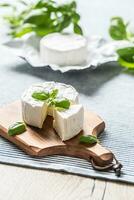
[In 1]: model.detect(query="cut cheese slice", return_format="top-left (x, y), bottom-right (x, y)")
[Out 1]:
top-left (21, 85), bottom-right (48, 128)
top-left (53, 104), bottom-right (84, 141)
top-left (40, 33), bottom-right (88, 66)
top-left (22, 101), bottom-right (48, 128)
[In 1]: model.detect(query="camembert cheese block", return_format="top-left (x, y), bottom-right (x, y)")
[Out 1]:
top-left (21, 82), bottom-right (79, 129)
top-left (40, 33), bottom-right (88, 66)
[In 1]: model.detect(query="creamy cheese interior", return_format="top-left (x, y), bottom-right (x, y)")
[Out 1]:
top-left (40, 33), bottom-right (88, 66)
top-left (53, 104), bottom-right (84, 141)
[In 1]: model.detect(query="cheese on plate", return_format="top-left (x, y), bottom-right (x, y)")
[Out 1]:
top-left (40, 33), bottom-right (88, 66)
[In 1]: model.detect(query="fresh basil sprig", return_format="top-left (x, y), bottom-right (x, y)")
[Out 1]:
top-left (109, 16), bottom-right (134, 69)
top-left (116, 47), bottom-right (134, 68)
top-left (32, 91), bottom-right (49, 101)
top-left (49, 89), bottom-right (58, 99)
top-left (79, 135), bottom-right (98, 144)
top-left (32, 89), bottom-right (70, 110)
top-left (109, 17), bottom-right (134, 41)
top-left (8, 122), bottom-right (26, 136)
top-left (109, 17), bottom-right (129, 40)
top-left (54, 99), bottom-right (70, 110)
top-left (0, 0), bottom-right (83, 38)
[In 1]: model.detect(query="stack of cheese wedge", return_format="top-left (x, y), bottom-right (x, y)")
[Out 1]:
top-left (21, 82), bottom-right (84, 141)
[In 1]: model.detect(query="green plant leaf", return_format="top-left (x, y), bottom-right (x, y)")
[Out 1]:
top-left (0, 3), bottom-right (11, 7)
top-left (73, 23), bottom-right (83, 35)
top-left (109, 16), bottom-right (128, 40)
top-left (79, 135), bottom-right (98, 144)
top-left (72, 13), bottom-right (80, 24)
top-left (24, 10), bottom-right (51, 26)
top-left (2, 0), bottom-right (83, 38)
top-left (117, 47), bottom-right (134, 62)
top-left (55, 15), bottom-right (71, 32)
top-left (12, 24), bottom-right (35, 38)
top-left (8, 122), bottom-right (26, 136)
top-left (33, 26), bottom-right (54, 36)
top-left (70, 1), bottom-right (77, 9)
top-left (55, 99), bottom-right (70, 109)
top-left (32, 91), bottom-right (49, 101)
top-left (116, 47), bottom-right (134, 68)
top-left (118, 57), bottom-right (134, 69)
top-left (34, 0), bottom-right (56, 11)
top-left (49, 89), bottom-right (58, 99)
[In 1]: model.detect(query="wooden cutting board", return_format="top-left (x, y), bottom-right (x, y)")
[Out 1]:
top-left (0, 101), bottom-right (113, 167)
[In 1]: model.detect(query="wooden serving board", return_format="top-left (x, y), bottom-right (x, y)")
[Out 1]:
top-left (0, 101), bottom-right (113, 167)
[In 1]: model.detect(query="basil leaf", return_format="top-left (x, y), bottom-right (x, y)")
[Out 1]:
top-left (33, 26), bottom-right (54, 36)
top-left (56, 15), bottom-right (72, 32)
top-left (24, 10), bottom-right (51, 26)
top-left (73, 23), bottom-right (83, 35)
top-left (72, 13), bottom-right (80, 24)
top-left (116, 47), bottom-right (134, 68)
top-left (117, 47), bottom-right (134, 62)
top-left (11, 24), bottom-right (35, 38)
top-left (109, 17), bottom-right (128, 40)
top-left (32, 91), bottom-right (49, 101)
top-left (55, 99), bottom-right (70, 109)
top-left (49, 89), bottom-right (58, 99)
top-left (79, 135), bottom-right (98, 144)
top-left (118, 57), bottom-right (134, 69)
top-left (70, 1), bottom-right (77, 9)
top-left (2, 0), bottom-right (83, 38)
top-left (0, 3), bottom-right (11, 7)
top-left (8, 122), bottom-right (26, 136)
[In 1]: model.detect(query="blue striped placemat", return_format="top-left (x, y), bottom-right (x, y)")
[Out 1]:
top-left (0, 132), bottom-right (133, 184)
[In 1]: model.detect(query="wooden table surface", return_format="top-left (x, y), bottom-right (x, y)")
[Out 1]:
top-left (0, 164), bottom-right (133, 200)
top-left (0, 0), bottom-right (134, 199)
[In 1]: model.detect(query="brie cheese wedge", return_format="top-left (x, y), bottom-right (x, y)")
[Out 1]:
top-left (53, 104), bottom-right (84, 141)
top-left (21, 85), bottom-right (48, 128)
top-left (40, 33), bottom-right (88, 66)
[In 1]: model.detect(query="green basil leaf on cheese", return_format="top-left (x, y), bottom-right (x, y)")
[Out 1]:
top-left (8, 122), bottom-right (26, 136)
top-left (55, 99), bottom-right (70, 109)
top-left (49, 89), bottom-right (58, 99)
top-left (32, 91), bottom-right (49, 101)
top-left (79, 135), bottom-right (98, 144)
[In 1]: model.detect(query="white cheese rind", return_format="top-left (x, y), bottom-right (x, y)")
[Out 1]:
top-left (21, 85), bottom-right (48, 128)
top-left (21, 82), bottom-right (79, 128)
top-left (40, 33), bottom-right (88, 66)
top-left (53, 104), bottom-right (84, 141)
top-left (22, 101), bottom-right (48, 128)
